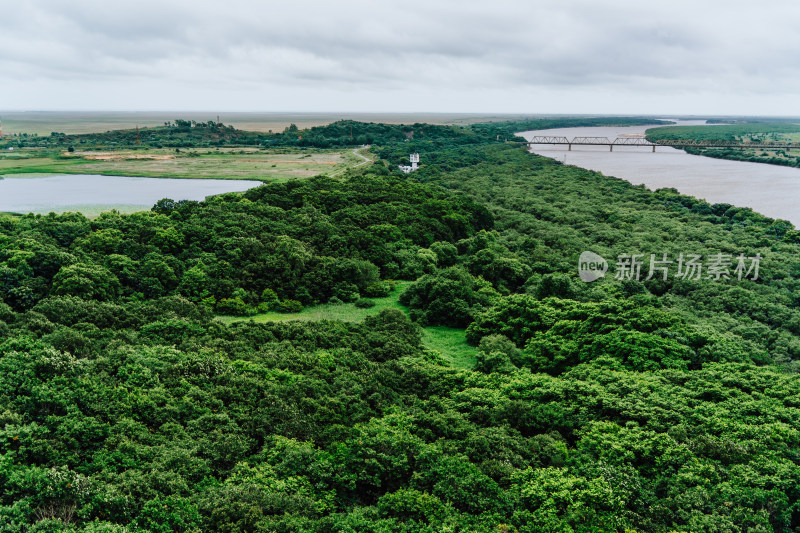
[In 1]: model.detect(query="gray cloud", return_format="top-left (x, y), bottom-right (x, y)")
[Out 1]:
top-left (2, 0), bottom-right (799, 113)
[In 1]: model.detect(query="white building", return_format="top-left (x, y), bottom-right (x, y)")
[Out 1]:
top-left (399, 153), bottom-right (420, 173)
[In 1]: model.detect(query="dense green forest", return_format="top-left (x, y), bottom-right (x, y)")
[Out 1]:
top-left (2, 118), bottom-right (800, 531)
top-left (646, 123), bottom-right (800, 168)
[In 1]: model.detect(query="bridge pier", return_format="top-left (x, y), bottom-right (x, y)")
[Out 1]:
top-left (652, 145), bottom-right (656, 153)
top-left (568, 144), bottom-right (571, 151)
top-left (609, 145), bottom-right (613, 152)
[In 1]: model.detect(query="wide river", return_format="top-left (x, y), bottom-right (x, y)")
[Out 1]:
top-left (0, 174), bottom-right (261, 215)
top-left (519, 121), bottom-right (800, 227)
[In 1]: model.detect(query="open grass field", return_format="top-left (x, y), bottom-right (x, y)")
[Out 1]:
top-left (0, 111), bottom-right (535, 137)
top-left (0, 146), bottom-right (371, 181)
top-left (216, 280), bottom-right (479, 370)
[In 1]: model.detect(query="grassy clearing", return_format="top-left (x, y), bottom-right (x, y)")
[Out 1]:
top-left (0, 147), bottom-right (363, 181)
top-left (216, 282), bottom-right (412, 326)
top-left (217, 280), bottom-right (479, 369)
top-left (421, 326), bottom-right (478, 370)
top-left (215, 281), bottom-right (414, 327)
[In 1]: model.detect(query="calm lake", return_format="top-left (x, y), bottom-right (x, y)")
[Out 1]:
top-left (519, 121), bottom-right (800, 227)
top-left (0, 174), bottom-right (262, 215)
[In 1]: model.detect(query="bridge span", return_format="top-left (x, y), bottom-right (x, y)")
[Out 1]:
top-left (526, 136), bottom-right (800, 152)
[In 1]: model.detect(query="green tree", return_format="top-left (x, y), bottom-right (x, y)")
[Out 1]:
top-left (51, 264), bottom-right (120, 301)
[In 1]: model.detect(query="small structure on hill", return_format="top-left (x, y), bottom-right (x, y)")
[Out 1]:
top-left (399, 153), bottom-right (420, 173)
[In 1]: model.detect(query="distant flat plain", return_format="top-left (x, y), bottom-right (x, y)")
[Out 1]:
top-left (0, 111), bottom-right (533, 136)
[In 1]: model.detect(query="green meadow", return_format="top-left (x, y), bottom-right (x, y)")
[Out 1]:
top-left (217, 280), bottom-right (479, 370)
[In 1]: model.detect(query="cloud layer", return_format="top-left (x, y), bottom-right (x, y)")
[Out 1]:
top-left (2, 0), bottom-right (799, 114)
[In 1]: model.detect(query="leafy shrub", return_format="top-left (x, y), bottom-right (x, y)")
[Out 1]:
top-left (333, 282), bottom-right (360, 303)
top-left (260, 288), bottom-right (280, 310)
top-left (475, 334), bottom-right (519, 373)
top-left (216, 297), bottom-right (252, 316)
top-left (277, 299), bottom-right (303, 313)
top-left (362, 281), bottom-right (393, 298)
top-left (354, 298), bottom-right (376, 309)
top-left (400, 266), bottom-right (499, 327)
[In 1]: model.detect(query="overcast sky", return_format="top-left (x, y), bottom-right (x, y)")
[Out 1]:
top-left (2, 0), bottom-right (799, 115)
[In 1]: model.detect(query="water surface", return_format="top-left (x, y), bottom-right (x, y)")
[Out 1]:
top-left (519, 121), bottom-right (800, 226)
top-left (0, 174), bottom-right (261, 215)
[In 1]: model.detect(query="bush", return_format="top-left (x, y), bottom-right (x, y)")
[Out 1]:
top-left (430, 241), bottom-right (458, 267)
top-left (362, 281), bottom-right (393, 298)
top-left (475, 334), bottom-right (519, 373)
top-left (277, 299), bottom-right (303, 313)
top-left (354, 298), bottom-right (376, 309)
top-left (216, 297), bottom-right (252, 316)
top-left (400, 266), bottom-right (499, 327)
top-left (333, 282), bottom-right (360, 303)
top-left (260, 288), bottom-right (280, 310)
top-left (535, 273), bottom-right (575, 299)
